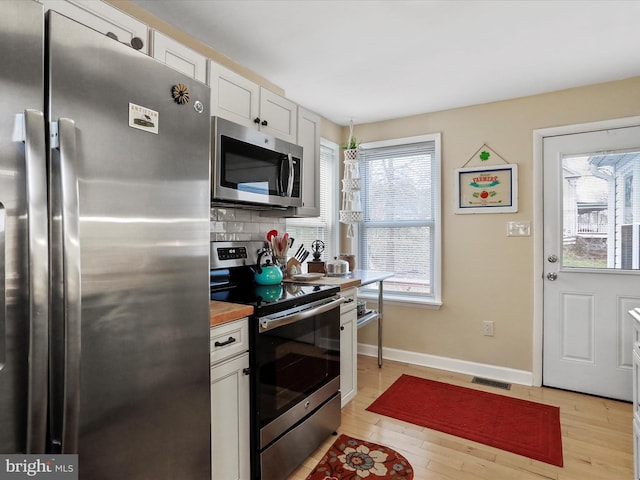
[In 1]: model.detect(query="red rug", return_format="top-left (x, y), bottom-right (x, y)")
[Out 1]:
top-left (366, 374), bottom-right (563, 467)
top-left (306, 434), bottom-right (414, 479)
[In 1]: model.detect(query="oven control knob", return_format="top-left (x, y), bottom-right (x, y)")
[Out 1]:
top-left (242, 368), bottom-right (251, 376)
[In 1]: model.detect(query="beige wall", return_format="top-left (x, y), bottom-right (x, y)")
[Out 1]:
top-left (354, 77), bottom-right (640, 372)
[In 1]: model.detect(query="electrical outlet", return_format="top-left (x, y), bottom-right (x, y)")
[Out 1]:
top-left (482, 320), bottom-right (494, 336)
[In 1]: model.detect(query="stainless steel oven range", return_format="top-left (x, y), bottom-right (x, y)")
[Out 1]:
top-left (210, 241), bottom-right (343, 480)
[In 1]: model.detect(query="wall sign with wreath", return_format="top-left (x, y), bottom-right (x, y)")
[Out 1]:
top-left (454, 144), bottom-right (518, 214)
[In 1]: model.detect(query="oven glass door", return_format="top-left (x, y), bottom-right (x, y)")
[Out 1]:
top-left (255, 306), bottom-right (339, 428)
top-left (220, 135), bottom-right (301, 203)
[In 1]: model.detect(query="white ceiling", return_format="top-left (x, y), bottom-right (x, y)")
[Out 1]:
top-left (131, 0), bottom-right (640, 126)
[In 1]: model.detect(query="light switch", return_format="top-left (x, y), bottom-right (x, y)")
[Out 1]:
top-left (507, 221), bottom-right (530, 237)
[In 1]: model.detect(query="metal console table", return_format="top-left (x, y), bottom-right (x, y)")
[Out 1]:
top-left (352, 270), bottom-right (394, 368)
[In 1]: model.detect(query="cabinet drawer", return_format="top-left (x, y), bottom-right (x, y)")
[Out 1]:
top-left (211, 317), bottom-right (249, 365)
top-left (340, 288), bottom-right (357, 313)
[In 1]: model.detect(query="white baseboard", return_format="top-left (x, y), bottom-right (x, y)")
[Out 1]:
top-left (357, 343), bottom-right (534, 386)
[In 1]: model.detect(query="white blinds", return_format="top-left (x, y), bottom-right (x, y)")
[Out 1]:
top-left (286, 142), bottom-right (337, 261)
top-left (359, 141), bottom-right (436, 296)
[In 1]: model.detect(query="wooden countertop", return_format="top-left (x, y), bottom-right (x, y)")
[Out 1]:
top-left (210, 300), bottom-right (253, 327)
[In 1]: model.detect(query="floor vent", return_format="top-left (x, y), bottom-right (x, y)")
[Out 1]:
top-left (472, 377), bottom-right (511, 390)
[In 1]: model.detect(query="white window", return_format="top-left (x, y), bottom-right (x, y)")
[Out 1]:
top-left (358, 134), bottom-right (441, 306)
top-left (286, 139), bottom-right (339, 264)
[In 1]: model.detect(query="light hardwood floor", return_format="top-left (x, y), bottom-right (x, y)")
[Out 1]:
top-left (289, 354), bottom-right (633, 480)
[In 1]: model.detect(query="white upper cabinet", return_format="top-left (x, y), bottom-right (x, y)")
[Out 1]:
top-left (151, 31), bottom-right (208, 84)
top-left (38, 0), bottom-right (149, 53)
top-left (210, 62), bottom-right (260, 128)
top-left (293, 107), bottom-right (321, 217)
top-left (210, 62), bottom-right (297, 143)
top-left (258, 88), bottom-right (297, 143)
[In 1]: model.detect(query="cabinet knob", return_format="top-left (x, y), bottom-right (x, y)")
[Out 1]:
top-left (254, 117), bottom-right (261, 124)
top-left (242, 367), bottom-right (251, 376)
top-left (340, 326), bottom-right (345, 331)
top-left (261, 120), bottom-right (268, 126)
top-left (130, 37), bottom-right (144, 50)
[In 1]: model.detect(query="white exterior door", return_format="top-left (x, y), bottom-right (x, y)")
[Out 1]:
top-left (543, 125), bottom-right (640, 401)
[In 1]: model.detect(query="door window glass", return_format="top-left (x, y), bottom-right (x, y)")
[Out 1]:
top-left (562, 152), bottom-right (640, 269)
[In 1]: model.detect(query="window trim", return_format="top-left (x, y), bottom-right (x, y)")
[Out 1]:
top-left (357, 133), bottom-right (442, 307)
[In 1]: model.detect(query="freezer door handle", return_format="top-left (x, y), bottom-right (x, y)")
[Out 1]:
top-left (0, 205), bottom-right (4, 370)
top-left (24, 109), bottom-right (49, 453)
top-left (56, 118), bottom-right (82, 453)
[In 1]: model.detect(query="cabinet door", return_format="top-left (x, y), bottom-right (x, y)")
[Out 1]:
top-left (151, 31), bottom-right (207, 84)
top-left (211, 354), bottom-right (250, 480)
top-left (38, 0), bottom-right (148, 53)
top-left (294, 107), bottom-right (321, 217)
top-left (259, 88), bottom-right (297, 143)
top-left (340, 308), bottom-right (357, 407)
top-left (210, 62), bottom-right (260, 128)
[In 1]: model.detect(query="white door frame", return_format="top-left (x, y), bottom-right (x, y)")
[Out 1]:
top-left (532, 115), bottom-right (640, 387)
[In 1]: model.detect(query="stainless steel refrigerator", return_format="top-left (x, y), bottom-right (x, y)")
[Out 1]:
top-left (0, 2), bottom-right (211, 478)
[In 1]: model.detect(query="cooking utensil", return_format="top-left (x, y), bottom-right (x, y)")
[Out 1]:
top-left (266, 229), bottom-right (278, 241)
top-left (300, 251), bottom-right (310, 263)
top-left (253, 249), bottom-right (283, 285)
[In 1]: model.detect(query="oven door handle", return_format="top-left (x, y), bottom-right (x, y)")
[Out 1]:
top-left (259, 296), bottom-right (345, 333)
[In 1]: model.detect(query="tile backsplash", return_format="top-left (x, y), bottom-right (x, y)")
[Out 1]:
top-left (210, 206), bottom-right (286, 242)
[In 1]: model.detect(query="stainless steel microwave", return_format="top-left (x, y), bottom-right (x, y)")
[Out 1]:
top-left (211, 116), bottom-right (303, 209)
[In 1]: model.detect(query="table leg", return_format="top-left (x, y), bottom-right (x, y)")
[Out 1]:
top-left (378, 280), bottom-right (383, 368)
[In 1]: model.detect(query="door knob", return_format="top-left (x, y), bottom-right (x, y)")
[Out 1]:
top-left (547, 254), bottom-right (558, 263)
top-left (546, 272), bottom-right (558, 281)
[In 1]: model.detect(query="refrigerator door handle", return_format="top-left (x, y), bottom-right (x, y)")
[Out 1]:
top-left (0, 206), bottom-right (4, 370)
top-left (56, 118), bottom-right (81, 453)
top-left (23, 109), bottom-right (49, 453)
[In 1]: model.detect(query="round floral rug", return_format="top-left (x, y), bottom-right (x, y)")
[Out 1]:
top-left (306, 434), bottom-right (413, 479)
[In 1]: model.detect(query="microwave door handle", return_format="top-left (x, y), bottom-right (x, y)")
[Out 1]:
top-left (286, 153), bottom-right (294, 197)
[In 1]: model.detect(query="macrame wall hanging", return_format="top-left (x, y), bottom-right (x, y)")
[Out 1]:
top-left (339, 121), bottom-right (363, 238)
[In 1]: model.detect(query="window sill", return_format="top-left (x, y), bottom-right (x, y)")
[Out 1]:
top-left (357, 290), bottom-right (442, 310)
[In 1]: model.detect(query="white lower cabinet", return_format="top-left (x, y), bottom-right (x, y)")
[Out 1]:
top-left (210, 318), bottom-right (250, 480)
top-left (340, 288), bottom-right (358, 407)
